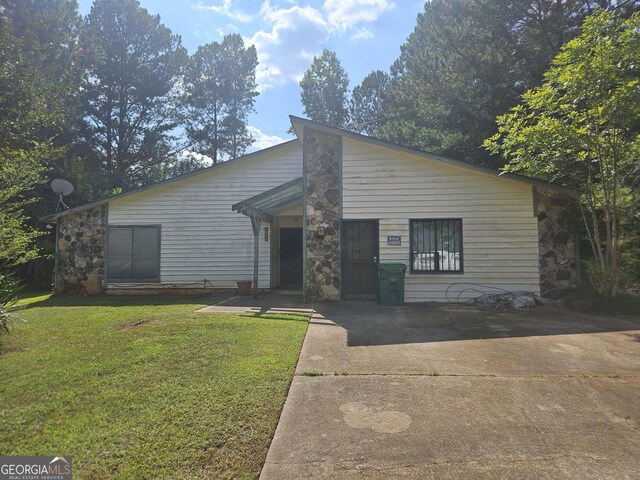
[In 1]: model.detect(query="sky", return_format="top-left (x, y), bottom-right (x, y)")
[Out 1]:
top-left (76, 0), bottom-right (425, 152)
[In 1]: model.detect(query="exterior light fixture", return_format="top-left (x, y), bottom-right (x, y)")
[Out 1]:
top-left (317, 224), bottom-right (327, 238)
top-left (264, 226), bottom-right (269, 242)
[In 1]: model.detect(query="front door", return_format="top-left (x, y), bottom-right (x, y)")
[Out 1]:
top-left (280, 227), bottom-right (303, 287)
top-left (341, 220), bottom-right (379, 300)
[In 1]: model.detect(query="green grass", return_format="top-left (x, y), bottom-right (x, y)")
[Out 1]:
top-left (0, 293), bottom-right (309, 479)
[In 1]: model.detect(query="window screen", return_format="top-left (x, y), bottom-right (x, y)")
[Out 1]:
top-left (107, 226), bottom-right (160, 282)
top-left (410, 219), bottom-right (462, 273)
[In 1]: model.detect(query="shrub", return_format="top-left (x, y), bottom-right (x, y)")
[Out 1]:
top-left (562, 288), bottom-right (640, 316)
top-left (0, 271), bottom-right (24, 333)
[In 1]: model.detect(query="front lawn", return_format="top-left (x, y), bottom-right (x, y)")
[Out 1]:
top-left (0, 293), bottom-right (309, 479)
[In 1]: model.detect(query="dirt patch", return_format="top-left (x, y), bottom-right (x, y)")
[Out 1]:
top-left (120, 319), bottom-right (153, 331)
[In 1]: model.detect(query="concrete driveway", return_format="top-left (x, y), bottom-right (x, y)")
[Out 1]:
top-left (261, 302), bottom-right (640, 479)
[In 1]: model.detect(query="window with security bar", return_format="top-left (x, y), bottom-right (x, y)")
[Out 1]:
top-left (410, 219), bottom-right (463, 273)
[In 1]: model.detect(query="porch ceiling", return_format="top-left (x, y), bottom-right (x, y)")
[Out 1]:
top-left (232, 177), bottom-right (303, 223)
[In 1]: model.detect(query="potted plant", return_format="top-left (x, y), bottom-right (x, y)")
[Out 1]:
top-left (236, 279), bottom-right (252, 296)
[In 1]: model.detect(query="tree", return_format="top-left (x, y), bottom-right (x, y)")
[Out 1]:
top-left (0, 0), bottom-right (82, 267)
top-left (0, 145), bottom-right (52, 271)
top-left (299, 49), bottom-right (349, 128)
top-left (0, 0), bottom-right (82, 137)
top-left (185, 34), bottom-right (258, 163)
top-left (221, 35), bottom-right (258, 160)
top-left (0, 149), bottom-right (49, 267)
top-left (384, 0), bottom-right (637, 166)
top-left (485, 10), bottom-right (640, 297)
top-left (348, 70), bottom-right (390, 136)
top-left (79, 0), bottom-right (189, 190)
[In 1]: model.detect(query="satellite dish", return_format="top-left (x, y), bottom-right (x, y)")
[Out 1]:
top-left (50, 178), bottom-right (75, 211)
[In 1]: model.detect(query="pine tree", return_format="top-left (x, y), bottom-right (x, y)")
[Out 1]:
top-left (185, 34), bottom-right (258, 163)
top-left (79, 0), bottom-right (188, 190)
top-left (299, 49), bottom-right (349, 128)
top-left (348, 70), bottom-right (390, 136)
top-left (383, 0), bottom-right (637, 166)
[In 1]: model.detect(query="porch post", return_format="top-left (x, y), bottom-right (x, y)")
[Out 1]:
top-left (250, 215), bottom-right (261, 299)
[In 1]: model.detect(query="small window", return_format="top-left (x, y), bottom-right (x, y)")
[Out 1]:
top-left (107, 225), bottom-right (160, 282)
top-left (410, 219), bottom-right (463, 273)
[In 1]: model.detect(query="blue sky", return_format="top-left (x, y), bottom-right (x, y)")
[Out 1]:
top-left (77, 0), bottom-right (425, 151)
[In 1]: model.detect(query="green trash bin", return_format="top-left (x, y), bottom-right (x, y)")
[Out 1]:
top-left (378, 263), bottom-right (407, 306)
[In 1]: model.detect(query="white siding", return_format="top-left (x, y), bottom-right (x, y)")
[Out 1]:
top-left (108, 143), bottom-right (303, 288)
top-left (341, 139), bottom-right (540, 302)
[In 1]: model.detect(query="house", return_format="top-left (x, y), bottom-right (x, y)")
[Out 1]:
top-left (41, 116), bottom-right (577, 302)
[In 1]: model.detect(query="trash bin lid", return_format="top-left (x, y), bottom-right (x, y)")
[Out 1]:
top-left (378, 263), bottom-right (407, 273)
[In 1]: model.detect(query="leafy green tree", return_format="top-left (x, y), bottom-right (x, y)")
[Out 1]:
top-left (79, 0), bottom-right (189, 190)
top-left (299, 49), bottom-right (349, 128)
top-left (0, 0), bottom-right (82, 268)
top-left (348, 70), bottom-right (390, 135)
top-left (0, 149), bottom-right (48, 267)
top-left (385, 0), bottom-right (636, 166)
top-left (485, 10), bottom-right (640, 297)
top-left (185, 34), bottom-right (258, 163)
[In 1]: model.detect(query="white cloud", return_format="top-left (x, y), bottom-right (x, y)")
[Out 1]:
top-left (350, 27), bottom-right (373, 40)
top-left (182, 150), bottom-right (214, 166)
top-left (323, 0), bottom-right (394, 31)
top-left (247, 1), bottom-right (329, 90)
top-left (241, 0), bottom-right (394, 90)
top-left (213, 23), bottom-right (240, 38)
top-left (193, 0), bottom-right (252, 23)
top-left (247, 125), bottom-right (288, 151)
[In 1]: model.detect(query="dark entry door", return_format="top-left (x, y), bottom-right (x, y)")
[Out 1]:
top-left (280, 228), bottom-right (303, 287)
top-left (341, 220), bottom-right (379, 300)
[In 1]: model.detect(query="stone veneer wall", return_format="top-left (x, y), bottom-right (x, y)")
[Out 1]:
top-left (55, 205), bottom-right (106, 293)
top-left (304, 128), bottom-right (341, 302)
top-left (537, 188), bottom-right (577, 298)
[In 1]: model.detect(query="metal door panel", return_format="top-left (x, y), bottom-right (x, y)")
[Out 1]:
top-left (341, 220), bottom-right (379, 300)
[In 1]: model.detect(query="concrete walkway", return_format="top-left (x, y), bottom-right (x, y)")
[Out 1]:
top-left (197, 293), bottom-right (313, 315)
top-left (261, 302), bottom-right (640, 479)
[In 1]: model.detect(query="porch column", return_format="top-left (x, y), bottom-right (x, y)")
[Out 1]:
top-left (303, 127), bottom-right (342, 302)
top-left (250, 215), bottom-right (261, 299)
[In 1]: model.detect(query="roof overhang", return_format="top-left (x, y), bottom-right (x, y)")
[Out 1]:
top-left (232, 177), bottom-right (303, 223)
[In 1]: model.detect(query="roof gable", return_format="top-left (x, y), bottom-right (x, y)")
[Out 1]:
top-left (42, 115), bottom-right (576, 224)
top-left (41, 140), bottom-right (300, 223)
top-left (289, 115), bottom-right (577, 197)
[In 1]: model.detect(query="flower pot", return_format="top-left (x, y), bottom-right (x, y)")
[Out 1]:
top-left (237, 280), bottom-right (252, 296)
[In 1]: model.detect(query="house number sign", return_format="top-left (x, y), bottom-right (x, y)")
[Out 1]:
top-left (387, 236), bottom-right (402, 246)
